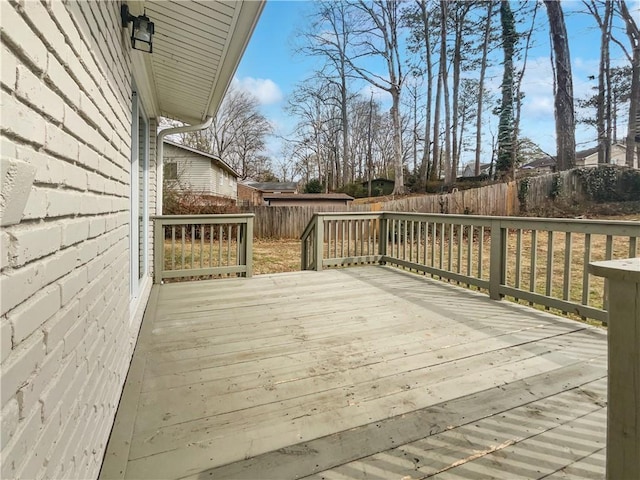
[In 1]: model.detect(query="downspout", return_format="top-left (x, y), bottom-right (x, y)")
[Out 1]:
top-left (155, 116), bottom-right (213, 215)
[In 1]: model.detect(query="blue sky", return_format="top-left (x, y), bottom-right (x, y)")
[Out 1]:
top-left (234, 1), bottom-right (634, 172)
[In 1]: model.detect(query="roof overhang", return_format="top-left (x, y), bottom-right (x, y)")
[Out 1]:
top-left (129, 0), bottom-right (265, 124)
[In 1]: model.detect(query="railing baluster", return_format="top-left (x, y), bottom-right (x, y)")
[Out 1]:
top-left (629, 236), bottom-right (637, 258)
top-left (360, 219), bottom-right (365, 256)
top-left (373, 219), bottom-right (377, 255)
top-left (236, 223), bottom-right (241, 266)
top-left (563, 232), bottom-right (572, 302)
top-left (467, 225), bottom-right (473, 279)
top-left (605, 235), bottom-right (613, 260)
top-left (582, 233), bottom-right (591, 307)
top-left (200, 225), bottom-right (204, 269)
top-left (430, 222), bottom-right (436, 269)
top-left (515, 229), bottom-right (522, 289)
top-left (171, 225), bottom-right (176, 270)
top-left (439, 223), bottom-right (445, 271)
top-left (218, 225), bottom-right (222, 267)
top-left (341, 220), bottom-right (345, 258)
top-left (227, 225), bottom-right (231, 267)
top-left (402, 220), bottom-right (407, 260)
top-left (409, 221), bottom-right (415, 263)
top-left (423, 221), bottom-right (428, 266)
top-left (457, 224), bottom-right (463, 275)
top-left (478, 226), bottom-right (484, 280)
top-left (181, 225), bottom-right (185, 269)
top-left (447, 223), bottom-right (453, 273)
top-left (545, 231), bottom-right (555, 303)
top-left (209, 225), bottom-right (213, 268)
top-left (530, 229), bottom-right (538, 296)
top-left (190, 225), bottom-right (195, 269)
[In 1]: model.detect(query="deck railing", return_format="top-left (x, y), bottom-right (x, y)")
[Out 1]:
top-left (153, 214), bottom-right (254, 283)
top-left (301, 212), bottom-right (639, 323)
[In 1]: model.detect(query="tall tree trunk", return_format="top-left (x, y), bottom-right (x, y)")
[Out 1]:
top-left (544, 0), bottom-right (576, 170)
top-left (450, 4), bottom-right (471, 183)
top-left (391, 87), bottom-right (404, 193)
top-left (440, 0), bottom-right (452, 185)
top-left (431, 57), bottom-right (443, 181)
top-left (604, 3), bottom-right (613, 162)
top-left (497, 0), bottom-right (515, 178)
top-left (341, 60), bottom-right (349, 186)
top-left (417, 0), bottom-right (433, 186)
top-left (475, 1), bottom-right (494, 176)
top-left (618, 0), bottom-right (639, 168)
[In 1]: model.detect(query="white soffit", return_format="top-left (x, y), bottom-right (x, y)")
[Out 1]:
top-left (139, 0), bottom-right (264, 124)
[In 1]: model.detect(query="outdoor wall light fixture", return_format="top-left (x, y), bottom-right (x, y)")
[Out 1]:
top-left (121, 4), bottom-right (154, 53)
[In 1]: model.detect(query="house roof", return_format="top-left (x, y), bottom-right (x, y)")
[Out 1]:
top-left (576, 142), bottom-right (626, 159)
top-left (263, 193), bottom-right (354, 201)
top-left (131, 1), bottom-right (264, 124)
top-left (248, 182), bottom-right (299, 192)
top-left (522, 156), bottom-right (556, 169)
top-left (163, 140), bottom-right (239, 177)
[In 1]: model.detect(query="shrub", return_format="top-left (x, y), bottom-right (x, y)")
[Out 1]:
top-left (304, 179), bottom-right (324, 193)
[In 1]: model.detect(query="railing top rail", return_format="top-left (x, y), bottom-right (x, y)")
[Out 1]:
top-left (381, 212), bottom-right (639, 227)
top-left (153, 214), bottom-right (255, 221)
top-left (309, 211), bottom-right (639, 229)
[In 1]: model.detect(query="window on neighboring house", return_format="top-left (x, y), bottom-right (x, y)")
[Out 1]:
top-left (165, 162), bottom-right (178, 180)
top-left (228, 173), bottom-right (233, 186)
top-left (219, 171), bottom-right (223, 187)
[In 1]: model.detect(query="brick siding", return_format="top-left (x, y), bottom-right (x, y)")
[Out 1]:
top-left (1, 2), bottom-right (152, 478)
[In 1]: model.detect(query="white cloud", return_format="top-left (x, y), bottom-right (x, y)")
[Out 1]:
top-left (233, 77), bottom-right (283, 105)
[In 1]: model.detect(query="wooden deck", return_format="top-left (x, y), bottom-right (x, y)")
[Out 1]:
top-left (100, 266), bottom-right (607, 480)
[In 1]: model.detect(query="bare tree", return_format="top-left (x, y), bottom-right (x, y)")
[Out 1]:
top-left (179, 85), bottom-right (273, 179)
top-left (583, 0), bottom-right (614, 164)
top-left (301, 1), bottom-right (354, 186)
top-left (544, 0), bottom-right (576, 170)
top-left (345, 0), bottom-right (406, 194)
top-left (474, 1), bottom-right (495, 176)
top-left (617, 0), bottom-right (639, 167)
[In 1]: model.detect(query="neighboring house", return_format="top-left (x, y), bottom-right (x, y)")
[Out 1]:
top-left (361, 178), bottom-right (395, 196)
top-left (237, 182), bottom-right (262, 206)
top-left (461, 163), bottom-right (492, 177)
top-left (520, 156), bottom-right (556, 174)
top-left (574, 143), bottom-right (629, 167)
top-left (163, 140), bottom-right (238, 200)
top-left (238, 181), bottom-right (299, 205)
top-left (263, 193), bottom-right (355, 207)
top-left (0, 2), bottom-right (263, 479)
top-left (247, 181), bottom-right (299, 194)
top-left (520, 144), bottom-right (634, 174)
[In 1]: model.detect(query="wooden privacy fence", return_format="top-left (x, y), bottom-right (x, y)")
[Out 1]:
top-left (153, 214), bottom-right (254, 283)
top-left (301, 211), bottom-right (640, 324)
top-left (366, 181), bottom-right (519, 215)
top-left (241, 205), bottom-right (349, 238)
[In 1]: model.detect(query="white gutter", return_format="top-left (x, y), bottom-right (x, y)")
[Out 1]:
top-left (155, 116), bottom-right (213, 215)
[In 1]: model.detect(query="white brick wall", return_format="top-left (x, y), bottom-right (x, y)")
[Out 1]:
top-left (1, 2), bottom-right (154, 479)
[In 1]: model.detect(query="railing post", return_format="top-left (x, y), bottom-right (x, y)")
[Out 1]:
top-left (590, 258), bottom-right (640, 480)
top-left (314, 214), bottom-right (324, 272)
top-left (245, 216), bottom-right (253, 278)
top-left (489, 220), bottom-right (506, 300)
top-left (153, 218), bottom-right (163, 284)
top-left (379, 214), bottom-right (388, 264)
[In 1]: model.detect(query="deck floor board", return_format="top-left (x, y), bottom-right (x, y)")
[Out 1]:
top-left (100, 266), bottom-right (607, 480)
